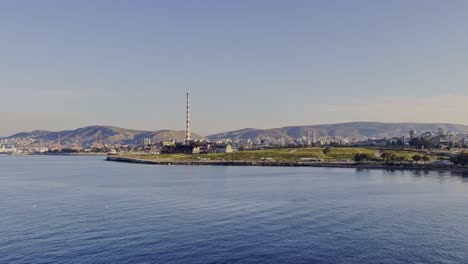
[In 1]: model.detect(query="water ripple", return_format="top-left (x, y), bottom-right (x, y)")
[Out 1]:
top-left (1, 156), bottom-right (468, 264)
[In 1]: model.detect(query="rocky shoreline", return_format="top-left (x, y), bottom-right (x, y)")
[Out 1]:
top-left (106, 155), bottom-right (468, 173)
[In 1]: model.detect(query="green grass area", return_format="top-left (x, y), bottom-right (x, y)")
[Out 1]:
top-left (124, 147), bottom-right (450, 163)
top-left (323, 147), bottom-right (376, 161)
top-left (127, 147), bottom-right (418, 162)
top-left (128, 148), bottom-right (326, 162)
top-left (197, 148), bottom-right (327, 162)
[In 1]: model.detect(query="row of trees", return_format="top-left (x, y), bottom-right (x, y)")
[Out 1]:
top-left (411, 155), bottom-right (431, 163)
top-left (450, 152), bottom-right (468, 166)
top-left (354, 153), bottom-right (375, 162)
top-left (354, 153), bottom-right (431, 163)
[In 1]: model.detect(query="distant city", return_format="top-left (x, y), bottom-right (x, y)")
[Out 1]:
top-left (1, 94), bottom-right (468, 155)
top-left (2, 126), bottom-right (467, 155)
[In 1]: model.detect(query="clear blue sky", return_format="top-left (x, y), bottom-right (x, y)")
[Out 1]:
top-left (1, 0), bottom-right (468, 136)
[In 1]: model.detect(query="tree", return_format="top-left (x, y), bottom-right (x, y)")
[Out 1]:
top-left (323, 147), bottom-right (332, 155)
top-left (422, 156), bottom-right (431, 162)
top-left (354, 153), bottom-right (373, 162)
top-left (450, 152), bottom-right (468, 166)
top-left (395, 156), bottom-right (406, 162)
top-left (381, 152), bottom-right (397, 162)
top-left (412, 155), bottom-right (422, 162)
top-left (409, 138), bottom-right (421, 148)
top-left (420, 137), bottom-right (433, 150)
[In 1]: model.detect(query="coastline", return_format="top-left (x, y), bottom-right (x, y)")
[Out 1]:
top-left (106, 155), bottom-right (468, 173)
top-left (5, 152), bottom-right (108, 156)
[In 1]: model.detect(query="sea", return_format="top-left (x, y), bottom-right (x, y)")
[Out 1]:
top-left (1, 155), bottom-right (468, 264)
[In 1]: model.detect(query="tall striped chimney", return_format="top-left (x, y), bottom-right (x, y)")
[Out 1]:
top-left (185, 93), bottom-right (191, 144)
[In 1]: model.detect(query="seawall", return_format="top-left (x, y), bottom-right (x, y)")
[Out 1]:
top-left (106, 155), bottom-right (468, 173)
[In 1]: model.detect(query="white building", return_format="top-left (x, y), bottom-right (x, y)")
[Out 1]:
top-left (209, 144), bottom-right (233, 153)
top-left (0, 144), bottom-right (16, 153)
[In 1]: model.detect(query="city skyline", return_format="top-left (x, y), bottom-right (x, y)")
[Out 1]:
top-left (1, 1), bottom-right (468, 136)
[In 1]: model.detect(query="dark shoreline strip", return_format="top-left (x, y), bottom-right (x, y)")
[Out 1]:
top-left (106, 156), bottom-right (468, 173)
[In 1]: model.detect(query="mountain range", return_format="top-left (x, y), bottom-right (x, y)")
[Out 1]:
top-left (4, 126), bottom-right (204, 147)
top-left (3, 122), bottom-right (468, 147)
top-left (207, 122), bottom-right (468, 140)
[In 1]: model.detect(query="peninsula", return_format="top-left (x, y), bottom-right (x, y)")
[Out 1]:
top-left (106, 147), bottom-right (468, 173)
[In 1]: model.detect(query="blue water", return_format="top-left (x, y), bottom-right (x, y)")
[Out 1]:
top-left (1, 156), bottom-right (468, 264)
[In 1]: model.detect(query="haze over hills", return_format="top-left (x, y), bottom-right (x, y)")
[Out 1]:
top-left (4, 126), bottom-right (205, 148)
top-left (207, 122), bottom-right (468, 140)
top-left (4, 122), bottom-right (468, 148)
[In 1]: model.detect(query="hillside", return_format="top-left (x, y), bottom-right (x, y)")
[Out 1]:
top-left (5, 122), bottom-right (468, 147)
top-left (5, 126), bottom-right (205, 147)
top-left (208, 122), bottom-right (468, 140)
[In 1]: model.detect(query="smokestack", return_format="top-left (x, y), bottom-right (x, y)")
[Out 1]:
top-left (185, 93), bottom-right (191, 144)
